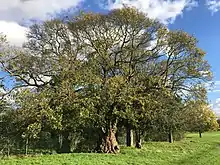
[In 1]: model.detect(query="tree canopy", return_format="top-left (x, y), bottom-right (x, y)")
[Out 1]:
top-left (0, 7), bottom-right (217, 155)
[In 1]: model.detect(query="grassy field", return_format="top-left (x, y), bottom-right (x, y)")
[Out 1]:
top-left (1, 132), bottom-right (220, 165)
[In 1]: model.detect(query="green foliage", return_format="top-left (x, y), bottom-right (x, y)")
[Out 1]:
top-left (185, 101), bottom-right (219, 133)
top-left (0, 7), bottom-right (214, 153)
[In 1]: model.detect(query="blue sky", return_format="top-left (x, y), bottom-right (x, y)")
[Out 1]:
top-left (1, 0), bottom-right (220, 114)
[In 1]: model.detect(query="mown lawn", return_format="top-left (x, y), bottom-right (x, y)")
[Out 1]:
top-left (1, 132), bottom-right (220, 165)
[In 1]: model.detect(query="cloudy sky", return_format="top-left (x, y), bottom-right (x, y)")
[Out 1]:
top-left (1, 0), bottom-right (220, 114)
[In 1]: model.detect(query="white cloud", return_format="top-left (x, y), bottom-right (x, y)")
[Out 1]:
top-left (211, 89), bottom-right (220, 93)
top-left (206, 0), bottom-right (220, 14)
top-left (104, 0), bottom-right (198, 24)
top-left (209, 81), bottom-right (220, 116)
top-left (0, 0), bottom-right (84, 22)
top-left (0, 21), bottom-right (28, 46)
top-left (214, 80), bottom-right (220, 85)
top-left (0, 0), bottom-right (84, 46)
top-left (211, 98), bottom-right (220, 116)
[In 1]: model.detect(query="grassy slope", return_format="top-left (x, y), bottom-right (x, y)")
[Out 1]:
top-left (1, 132), bottom-right (220, 165)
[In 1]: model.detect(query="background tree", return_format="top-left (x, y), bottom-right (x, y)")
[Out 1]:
top-left (186, 100), bottom-right (218, 138)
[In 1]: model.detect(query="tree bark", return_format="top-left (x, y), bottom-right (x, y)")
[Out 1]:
top-left (25, 138), bottom-right (29, 155)
top-left (102, 128), bottom-right (120, 153)
top-left (135, 130), bottom-right (142, 149)
top-left (7, 139), bottom-right (10, 157)
top-left (126, 124), bottom-right (133, 147)
top-left (168, 129), bottom-right (173, 143)
top-left (199, 130), bottom-right (202, 138)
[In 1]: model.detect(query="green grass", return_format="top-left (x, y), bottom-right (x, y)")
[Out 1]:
top-left (1, 132), bottom-right (220, 165)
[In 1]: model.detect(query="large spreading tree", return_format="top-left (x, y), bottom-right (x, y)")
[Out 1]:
top-left (0, 7), bottom-right (215, 154)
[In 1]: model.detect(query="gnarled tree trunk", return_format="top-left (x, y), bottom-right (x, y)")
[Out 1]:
top-left (101, 128), bottom-right (120, 153)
